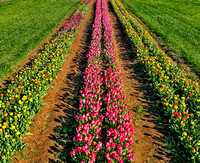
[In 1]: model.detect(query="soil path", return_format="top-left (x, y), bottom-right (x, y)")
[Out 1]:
top-left (13, 0), bottom-right (172, 162)
top-left (106, 0), bottom-right (170, 162)
top-left (13, 0), bottom-right (96, 162)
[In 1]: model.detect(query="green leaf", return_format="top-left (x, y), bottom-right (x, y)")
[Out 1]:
top-left (13, 156), bottom-right (20, 161)
top-left (41, 103), bottom-right (47, 106)
top-left (20, 144), bottom-right (27, 150)
top-left (24, 132), bottom-right (33, 136)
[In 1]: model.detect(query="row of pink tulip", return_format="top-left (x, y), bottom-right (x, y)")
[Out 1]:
top-left (71, 0), bottom-right (135, 162)
top-left (71, 0), bottom-right (104, 162)
top-left (102, 0), bottom-right (135, 162)
top-left (57, 13), bottom-right (83, 37)
top-left (0, 1), bottom-right (91, 162)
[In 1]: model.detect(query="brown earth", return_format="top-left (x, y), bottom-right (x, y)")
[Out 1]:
top-left (106, 0), bottom-right (170, 162)
top-left (0, 1), bottom-right (83, 87)
top-left (12, 0), bottom-right (173, 163)
top-left (13, 0), bottom-right (96, 162)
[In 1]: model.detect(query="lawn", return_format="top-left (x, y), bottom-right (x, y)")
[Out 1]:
top-left (0, 0), bottom-right (82, 81)
top-left (121, 0), bottom-right (200, 76)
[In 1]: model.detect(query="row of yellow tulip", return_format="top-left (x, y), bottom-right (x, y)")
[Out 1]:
top-left (0, 2), bottom-right (91, 162)
top-left (110, 0), bottom-right (200, 162)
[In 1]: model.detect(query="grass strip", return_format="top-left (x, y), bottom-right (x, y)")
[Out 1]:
top-left (120, 0), bottom-right (200, 76)
top-left (111, 0), bottom-right (200, 162)
top-left (0, 2), bottom-right (91, 162)
top-left (0, 0), bottom-right (82, 81)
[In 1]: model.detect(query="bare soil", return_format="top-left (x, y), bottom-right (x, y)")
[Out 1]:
top-left (12, 0), bottom-right (173, 162)
top-left (13, 1), bottom-right (96, 162)
top-left (106, 0), bottom-right (170, 162)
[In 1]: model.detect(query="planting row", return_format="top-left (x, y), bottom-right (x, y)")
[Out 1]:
top-left (71, 0), bottom-right (104, 162)
top-left (102, 0), bottom-right (135, 162)
top-left (0, 1), bottom-right (91, 162)
top-left (71, 0), bottom-right (134, 162)
top-left (110, 0), bottom-right (200, 162)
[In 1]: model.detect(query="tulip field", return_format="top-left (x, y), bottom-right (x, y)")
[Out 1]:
top-left (0, 1), bottom-right (91, 162)
top-left (0, 0), bottom-right (199, 162)
top-left (71, 0), bottom-right (134, 162)
top-left (110, 0), bottom-right (200, 162)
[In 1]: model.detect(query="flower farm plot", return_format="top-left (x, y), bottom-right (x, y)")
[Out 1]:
top-left (0, 1), bottom-right (91, 162)
top-left (110, 0), bottom-right (200, 162)
top-left (0, 0), bottom-right (199, 162)
top-left (71, 0), bottom-right (134, 162)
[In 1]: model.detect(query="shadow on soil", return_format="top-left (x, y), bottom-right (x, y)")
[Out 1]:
top-left (133, 62), bottom-right (190, 163)
top-left (108, 1), bottom-right (190, 163)
top-left (47, 2), bottom-right (96, 163)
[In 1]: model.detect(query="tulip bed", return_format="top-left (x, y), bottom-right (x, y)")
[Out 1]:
top-left (71, 0), bottom-right (104, 162)
top-left (102, 0), bottom-right (135, 162)
top-left (0, 1), bottom-right (91, 162)
top-left (71, 0), bottom-right (135, 162)
top-left (111, 0), bottom-right (200, 162)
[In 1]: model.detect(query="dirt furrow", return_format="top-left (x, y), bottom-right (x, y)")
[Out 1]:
top-left (106, 0), bottom-right (170, 162)
top-left (13, 1), bottom-right (96, 162)
top-left (12, 0), bottom-right (173, 162)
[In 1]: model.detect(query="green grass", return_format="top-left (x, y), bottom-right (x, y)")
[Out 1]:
top-left (121, 0), bottom-right (200, 76)
top-left (135, 105), bottom-right (145, 116)
top-left (0, 0), bottom-right (82, 81)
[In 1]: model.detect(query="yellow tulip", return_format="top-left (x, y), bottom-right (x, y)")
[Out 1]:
top-left (183, 132), bottom-right (187, 136)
